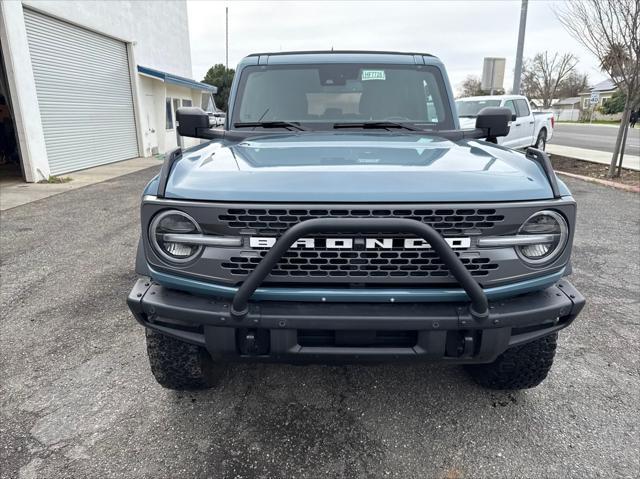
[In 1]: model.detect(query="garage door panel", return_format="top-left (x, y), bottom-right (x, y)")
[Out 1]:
top-left (24, 8), bottom-right (139, 175)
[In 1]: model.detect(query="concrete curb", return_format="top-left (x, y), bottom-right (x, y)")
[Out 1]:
top-left (555, 170), bottom-right (640, 193)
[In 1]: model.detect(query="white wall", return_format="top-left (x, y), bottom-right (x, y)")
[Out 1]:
top-left (553, 109), bottom-right (580, 122)
top-left (21, 0), bottom-right (191, 77)
top-left (165, 83), bottom-right (201, 150)
top-left (137, 76), bottom-right (205, 156)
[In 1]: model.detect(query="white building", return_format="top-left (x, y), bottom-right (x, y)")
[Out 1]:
top-left (0, 0), bottom-right (216, 182)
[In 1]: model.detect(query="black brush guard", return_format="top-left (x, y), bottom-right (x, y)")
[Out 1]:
top-left (229, 218), bottom-right (489, 320)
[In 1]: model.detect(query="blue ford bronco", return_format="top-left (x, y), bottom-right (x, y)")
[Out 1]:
top-left (127, 51), bottom-right (585, 391)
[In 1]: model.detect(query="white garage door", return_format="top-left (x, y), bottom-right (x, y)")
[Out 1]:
top-left (24, 9), bottom-right (139, 175)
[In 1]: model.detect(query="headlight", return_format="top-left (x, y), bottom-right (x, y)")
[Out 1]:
top-left (517, 210), bottom-right (569, 265)
top-left (149, 210), bottom-right (202, 263)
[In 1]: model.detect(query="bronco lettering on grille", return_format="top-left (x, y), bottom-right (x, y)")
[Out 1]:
top-left (249, 237), bottom-right (471, 249)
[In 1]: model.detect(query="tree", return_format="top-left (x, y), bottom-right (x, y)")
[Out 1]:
top-left (202, 64), bottom-right (235, 111)
top-left (555, 0), bottom-right (640, 177)
top-left (457, 75), bottom-right (504, 98)
top-left (598, 90), bottom-right (626, 115)
top-left (458, 75), bottom-right (483, 97)
top-left (520, 52), bottom-right (579, 108)
top-left (556, 71), bottom-right (590, 99)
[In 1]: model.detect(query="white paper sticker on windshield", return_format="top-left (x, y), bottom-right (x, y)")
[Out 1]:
top-left (361, 70), bottom-right (386, 81)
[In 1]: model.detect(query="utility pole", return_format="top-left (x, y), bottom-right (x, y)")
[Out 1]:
top-left (225, 6), bottom-right (229, 73)
top-left (512, 0), bottom-right (528, 94)
top-left (224, 5), bottom-right (229, 109)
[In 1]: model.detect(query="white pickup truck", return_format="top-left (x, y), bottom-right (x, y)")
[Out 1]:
top-left (456, 95), bottom-right (554, 150)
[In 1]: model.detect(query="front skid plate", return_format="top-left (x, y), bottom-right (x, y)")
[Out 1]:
top-left (128, 277), bottom-right (584, 362)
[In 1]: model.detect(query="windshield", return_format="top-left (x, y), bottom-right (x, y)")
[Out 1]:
top-left (456, 99), bottom-right (501, 117)
top-left (232, 63), bottom-right (453, 130)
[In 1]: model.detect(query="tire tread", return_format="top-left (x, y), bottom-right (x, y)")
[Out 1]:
top-left (466, 333), bottom-right (557, 390)
top-left (145, 329), bottom-right (224, 390)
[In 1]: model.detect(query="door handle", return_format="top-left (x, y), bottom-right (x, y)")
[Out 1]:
top-left (515, 123), bottom-right (521, 126)
top-left (529, 121), bottom-right (534, 125)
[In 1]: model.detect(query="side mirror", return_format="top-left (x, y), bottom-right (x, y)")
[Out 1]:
top-left (475, 107), bottom-right (512, 141)
top-left (176, 107), bottom-right (218, 139)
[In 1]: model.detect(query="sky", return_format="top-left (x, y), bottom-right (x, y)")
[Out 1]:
top-left (186, 0), bottom-right (605, 94)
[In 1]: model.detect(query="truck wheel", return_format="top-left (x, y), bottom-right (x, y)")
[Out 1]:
top-left (145, 329), bottom-right (225, 390)
top-left (465, 333), bottom-right (557, 390)
top-left (534, 129), bottom-right (547, 150)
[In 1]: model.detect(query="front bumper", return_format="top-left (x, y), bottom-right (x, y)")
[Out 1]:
top-left (127, 278), bottom-right (585, 364)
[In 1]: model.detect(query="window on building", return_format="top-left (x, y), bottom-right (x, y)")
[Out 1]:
top-left (165, 98), bottom-right (173, 129)
top-left (172, 98), bottom-right (181, 120)
top-left (182, 99), bottom-right (192, 107)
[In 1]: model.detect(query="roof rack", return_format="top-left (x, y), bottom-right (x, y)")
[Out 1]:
top-left (246, 50), bottom-right (435, 58)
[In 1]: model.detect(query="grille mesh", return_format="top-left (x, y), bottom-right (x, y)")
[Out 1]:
top-left (218, 208), bottom-right (504, 236)
top-left (221, 250), bottom-right (499, 279)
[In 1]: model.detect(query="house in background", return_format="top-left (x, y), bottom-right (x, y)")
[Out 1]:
top-left (528, 99), bottom-right (558, 111)
top-left (552, 97), bottom-right (581, 122)
top-left (0, 0), bottom-right (216, 182)
top-left (578, 79), bottom-right (621, 121)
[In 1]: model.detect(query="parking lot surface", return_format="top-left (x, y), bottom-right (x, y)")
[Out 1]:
top-left (1, 169), bottom-right (638, 479)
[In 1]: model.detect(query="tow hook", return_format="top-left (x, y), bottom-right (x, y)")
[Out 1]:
top-left (461, 334), bottom-right (475, 358)
top-left (237, 328), bottom-right (270, 356)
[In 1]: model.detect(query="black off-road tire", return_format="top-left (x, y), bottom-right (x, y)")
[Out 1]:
top-left (534, 128), bottom-right (547, 150)
top-left (465, 333), bottom-right (558, 390)
top-left (145, 329), bottom-right (225, 390)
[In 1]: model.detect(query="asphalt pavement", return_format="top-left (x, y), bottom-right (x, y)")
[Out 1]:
top-left (1, 168), bottom-right (639, 479)
top-left (551, 122), bottom-right (640, 157)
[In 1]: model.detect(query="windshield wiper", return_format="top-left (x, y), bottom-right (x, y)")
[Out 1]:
top-left (333, 121), bottom-right (422, 131)
top-left (234, 121), bottom-right (308, 131)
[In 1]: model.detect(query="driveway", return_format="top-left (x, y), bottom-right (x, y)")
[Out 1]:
top-left (551, 123), bottom-right (640, 157)
top-left (1, 169), bottom-right (638, 479)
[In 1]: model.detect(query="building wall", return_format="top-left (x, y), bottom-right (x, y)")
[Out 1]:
top-left (137, 77), bottom-right (204, 157)
top-left (21, 0), bottom-right (191, 77)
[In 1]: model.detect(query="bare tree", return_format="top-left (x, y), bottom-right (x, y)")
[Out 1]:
top-left (520, 52), bottom-right (579, 108)
top-left (555, 0), bottom-right (640, 177)
top-left (556, 71), bottom-right (590, 99)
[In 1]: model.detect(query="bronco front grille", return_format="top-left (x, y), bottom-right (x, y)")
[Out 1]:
top-left (221, 250), bottom-right (499, 279)
top-left (144, 199), bottom-right (574, 288)
top-left (217, 208), bottom-right (505, 236)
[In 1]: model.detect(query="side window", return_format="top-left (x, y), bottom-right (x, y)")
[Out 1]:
top-left (423, 80), bottom-right (440, 123)
top-left (172, 99), bottom-right (181, 122)
top-left (504, 100), bottom-right (517, 117)
top-left (515, 99), bottom-right (530, 117)
top-left (165, 98), bottom-right (173, 129)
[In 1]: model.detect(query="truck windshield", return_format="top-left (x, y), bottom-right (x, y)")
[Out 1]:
top-left (455, 99), bottom-right (501, 118)
top-left (232, 63), bottom-right (453, 130)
